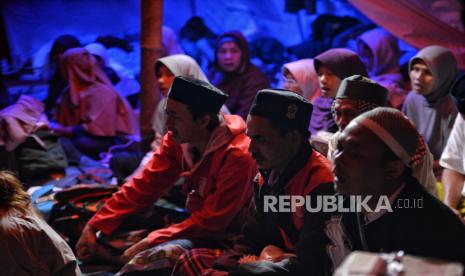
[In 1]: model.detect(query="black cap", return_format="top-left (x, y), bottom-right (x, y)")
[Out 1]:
top-left (249, 89), bottom-right (313, 130)
top-left (336, 75), bottom-right (388, 106)
top-left (168, 76), bottom-right (228, 114)
top-left (451, 73), bottom-right (465, 114)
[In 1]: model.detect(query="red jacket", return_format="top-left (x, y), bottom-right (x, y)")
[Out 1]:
top-left (89, 115), bottom-right (257, 246)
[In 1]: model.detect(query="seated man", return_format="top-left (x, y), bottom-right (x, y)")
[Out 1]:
top-left (300, 107), bottom-right (465, 274)
top-left (171, 89), bottom-right (334, 275)
top-left (327, 74), bottom-right (388, 161)
top-left (326, 75), bottom-right (437, 196)
top-left (440, 73), bottom-right (465, 219)
top-left (75, 76), bottom-right (258, 273)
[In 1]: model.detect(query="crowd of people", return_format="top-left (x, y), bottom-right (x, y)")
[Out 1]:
top-left (1, 15), bottom-right (465, 276)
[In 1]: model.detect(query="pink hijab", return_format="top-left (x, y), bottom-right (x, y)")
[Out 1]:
top-left (58, 48), bottom-right (137, 136)
top-left (282, 59), bottom-right (322, 103)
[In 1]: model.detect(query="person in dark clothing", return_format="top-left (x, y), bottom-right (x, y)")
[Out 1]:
top-left (298, 107), bottom-right (465, 275)
top-left (50, 48), bottom-right (137, 160)
top-left (171, 89), bottom-right (334, 276)
top-left (208, 31), bottom-right (270, 119)
top-left (44, 34), bottom-right (81, 117)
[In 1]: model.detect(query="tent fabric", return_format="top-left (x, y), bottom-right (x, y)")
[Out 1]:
top-left (349, 0), bottom-right (465, 70)
top-left (2, 0), bottom-right (370, 73)
top-left (1, 0), bottom-right (140, 70)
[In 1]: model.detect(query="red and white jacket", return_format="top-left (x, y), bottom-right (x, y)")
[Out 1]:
top-left (89, 114), bottom-right (257, 246)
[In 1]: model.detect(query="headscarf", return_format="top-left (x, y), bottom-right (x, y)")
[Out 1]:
top-left (357, 28), bottom-right (402, 82)
top-left (162, 26), bottom-right (184, 56)
top-left (155, 54), bottom-right (208, 82)
top-left (409, 45), bottom-right (458, 105)
top-left (209, 31), bottom-right (269, 119)
top-left (85, 43), bottom-right (109, 66)
top-left (351, 107), bottom-right (437, 196)
top-left (213, 31), bottom-right (251, 74)
top-left (58, 48), bottom-right (137, 136)
top-left (310, 49), bottom-right (367, 135)
top-left (314, 48), bottom-right (368, 80)
top-left (357, 28), bottom-right (407, 108)
top-left (152, 54), bottom-right (210, 135)
top-left (61, 48), bottom-right (113, 106)
top-left (45, 35), bottom-right (81, 115)
top-left (282, 59), bottom-right (321, 103)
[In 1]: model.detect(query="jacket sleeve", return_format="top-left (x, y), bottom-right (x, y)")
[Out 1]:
top-left (146, 148), bottom-right (256, 246)
top-left (88, 133), bottom-right (182, 234)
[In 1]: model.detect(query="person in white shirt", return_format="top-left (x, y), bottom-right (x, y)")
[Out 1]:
top-left (440, 74), bottom-right (465, 219)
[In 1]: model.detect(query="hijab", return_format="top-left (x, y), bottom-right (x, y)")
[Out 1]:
top-left (409, 45), bottom-right (457, 105)
top-left (282, 58), bottom-right (321, 103)
top-left (156, 54), bottom-right (208, 82)
top-left (358, 28), bottom-right (403, 84)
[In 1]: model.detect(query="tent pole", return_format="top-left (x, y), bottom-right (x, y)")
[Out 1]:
top-left (140, 0), bottom-right (163, 152)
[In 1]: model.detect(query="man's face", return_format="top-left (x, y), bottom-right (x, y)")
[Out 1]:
top-left (333, 99), bottom-right (360, 131)
top-left (217, 41), bottom-right (242, 73)
top-left (333, 121), bottom-right (389, 196)
top-left (157, 64), bottom-right (176, 96)
top-left (410, 60), bottom-right (434, 95)
top-left (318, 66), bottom-right (342, 98)
top-left (246, 115), bottom-right (296, 171)
top-left (165, 99), bottom-right (198, 143)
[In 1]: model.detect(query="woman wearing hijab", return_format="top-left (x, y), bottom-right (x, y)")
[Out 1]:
top-left (357, 28), bottom-right (407, 109)
top-left (281, 58), bottom-right (321, 103)
top-left (310, 48), bottom-right (367, 135)
top-left (208, 31), bottom-right (269, 119)
top-left (152, 54), bottom-right (211, 148)
top-left (401, 46), bottom-right (458, 172)
top-left (50, 48), bottom-right (137, 159)
top-left (44, 34), bottom-right (81, 117)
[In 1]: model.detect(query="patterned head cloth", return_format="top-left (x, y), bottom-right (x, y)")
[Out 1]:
top-left (332, 75), bottom-right (388, 118)
top-left (350, 107), bottom-right (436, 190)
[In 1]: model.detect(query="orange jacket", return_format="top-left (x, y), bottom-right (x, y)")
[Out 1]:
top-left (89, 115), bottom-right (257, 246)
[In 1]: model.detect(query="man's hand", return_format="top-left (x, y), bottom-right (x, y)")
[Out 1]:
top-left (75, 224), bottom-right (98, 262)
top-left (258, 245), bottom-right (296, 262)
top-left (121, 237), bottom-right (152, 263)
